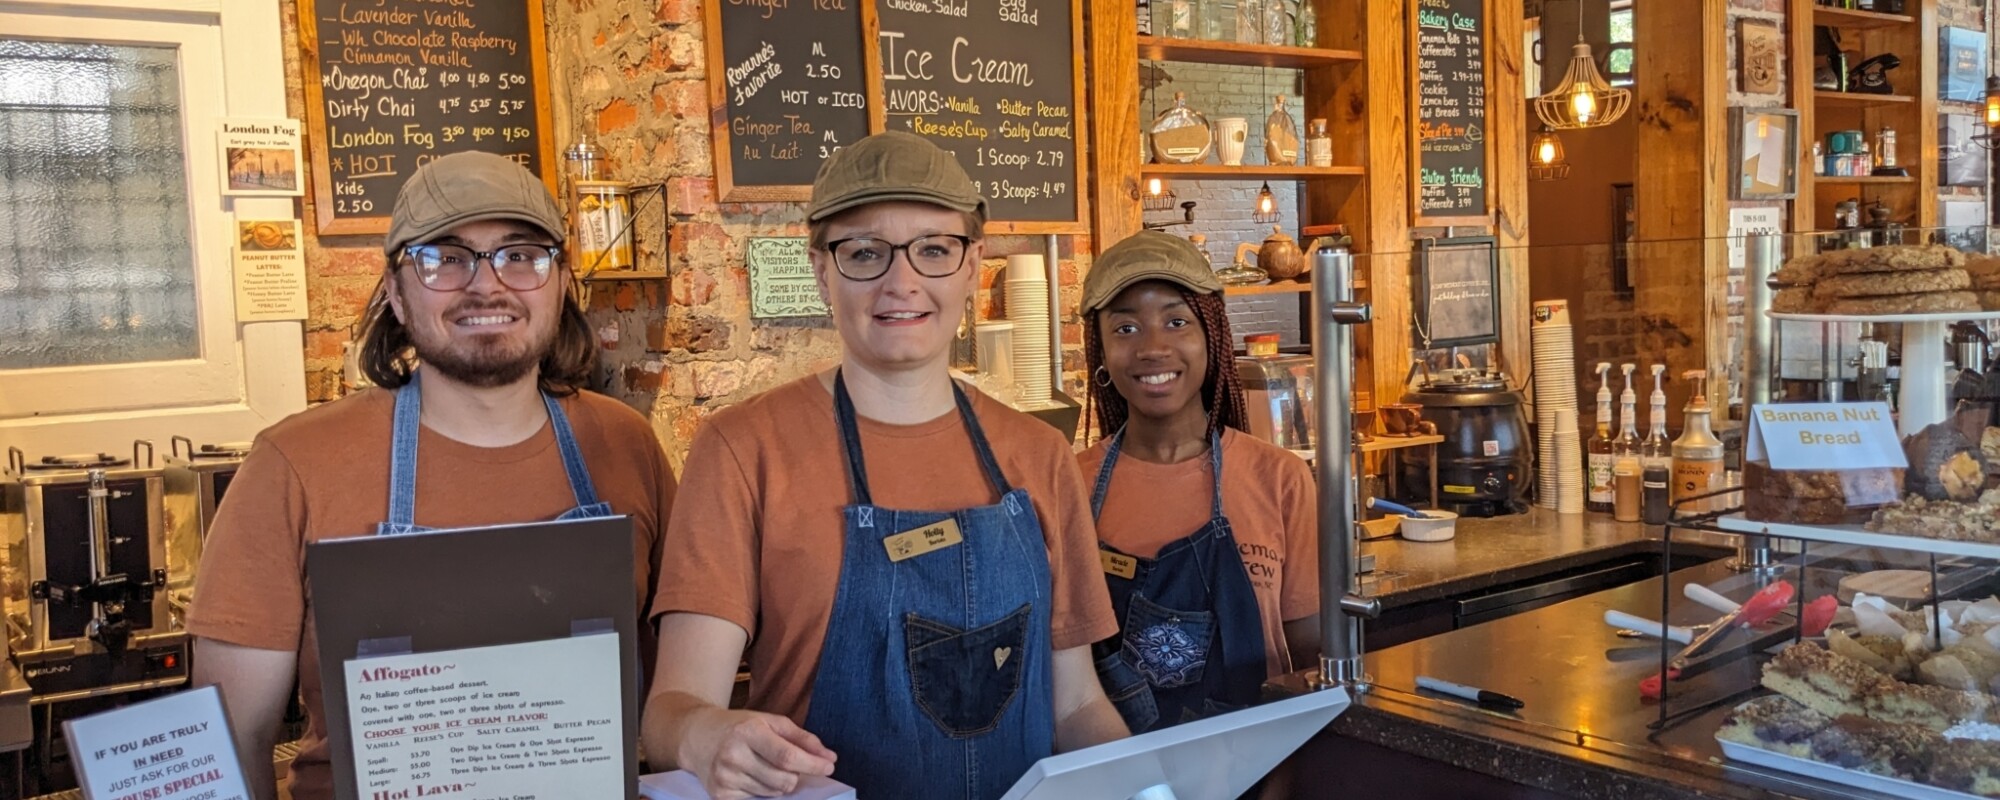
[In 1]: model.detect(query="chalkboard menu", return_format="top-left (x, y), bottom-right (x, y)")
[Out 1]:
top-left (874, 0), bottom-right (1088, 232)
top-left (1411, 0), bottom-right (1489, 222)
top-left (1414, 236), bottom-right (1499, 349)
top-left (704, 0), bottom-right (873, 201)
top-left (298, 0), bottom-right (555, 235)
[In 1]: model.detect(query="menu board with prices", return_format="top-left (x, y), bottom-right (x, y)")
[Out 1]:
top-left (875, 0), bottom-right (1088, 232)
top-left (1411, 0), bottom-right (1489, 223)
top-left (705, 0), bottom-right (873, 201)
top-left (301, 0), bottom-right (556, 235)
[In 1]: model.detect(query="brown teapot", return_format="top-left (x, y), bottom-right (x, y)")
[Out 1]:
top-left (1258, 225), bottom-right (1305, 280)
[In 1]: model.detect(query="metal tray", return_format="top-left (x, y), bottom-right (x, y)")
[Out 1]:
top-left (1717, 738), bottom-right (1983, 800)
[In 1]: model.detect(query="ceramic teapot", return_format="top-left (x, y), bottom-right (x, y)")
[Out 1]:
top-left (1258, 226), bottom-right (1305, 280)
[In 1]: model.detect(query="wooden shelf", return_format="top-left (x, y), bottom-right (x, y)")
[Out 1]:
top-left (1137, 35), bottom-right (1363, 68)
top-left (1815, 90), bottom-right (1914, 107)
top-left (1811, 6), bottom-right (1915, 30)
top-left (1142, 164), bottom-right (1364, 179)
top-left (1810, 174), bottom-right (1915, 184)
top-left (1225, 278), bottom-right (1312, 296)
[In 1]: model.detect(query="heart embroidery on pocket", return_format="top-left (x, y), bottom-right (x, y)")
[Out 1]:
top-left (994, 646), bottom-right (1013, 669)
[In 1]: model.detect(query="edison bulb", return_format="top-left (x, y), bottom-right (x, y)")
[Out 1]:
top-left (1987, 97), bottom-right (2000, 127)
top-left (1147, 177), bottom-right (1164, 196)
top-left (1258, 194), bottom-right (1275, 214)
top-left (1570, 83), bottom-right (1596, 124)
top-left (1757, 117), bottom-right (1770, 138)
top-left (1536, 140), bottom-right (1557, 164)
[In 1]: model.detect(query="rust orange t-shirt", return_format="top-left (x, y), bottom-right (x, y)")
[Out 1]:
top-left (1078, 428), bottom-right (1319, 677)
top-left (649, 375), bottom-right (1118, 725)
top-left (184, 387), bottom-right (675, 800)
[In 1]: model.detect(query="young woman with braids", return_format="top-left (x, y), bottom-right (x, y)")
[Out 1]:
top-left (1076, 231), bottom-right (1321, 733)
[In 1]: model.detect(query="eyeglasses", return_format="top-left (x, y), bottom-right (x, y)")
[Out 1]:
top-left (400, 243), bottom-right (561, 292)
top-left (823, 235), bottom-right (974, 281)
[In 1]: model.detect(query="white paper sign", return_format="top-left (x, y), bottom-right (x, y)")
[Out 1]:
top-left (1728, 206), bottom-right (1783, 274)
top-left (232, 219), bottom-right (308, 322)
top-left (217, 118), bottom-right (304, 197)
top-left (345, 634), bottom-right (624, 800)
top-left (63, 685), bottom-right (250, 800)
top-left (1746, 402), bottom-right (1906, 469)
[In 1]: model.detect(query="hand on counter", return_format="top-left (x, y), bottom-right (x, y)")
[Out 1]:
top-left (681, 707), bottom-right (838, 800)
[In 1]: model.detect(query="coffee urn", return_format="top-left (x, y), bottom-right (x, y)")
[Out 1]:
top-left (1399, 371), bottom-right (1533, 517)
top-left (2, 445), bottom-right (188, 702)
top-left (162, 436), bottom-right (251, 616)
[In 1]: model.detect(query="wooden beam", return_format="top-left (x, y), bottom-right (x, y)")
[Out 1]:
top-left (1088, 0), bottom-right (1142, 253)
top-left (1633, 0), bottom-right (1730, 413)
top-left (1488, 0), bottom-right (1531, 391)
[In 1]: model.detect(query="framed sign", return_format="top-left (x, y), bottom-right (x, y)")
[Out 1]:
top-left (703, 0), bottom-right (875, 201)
top-left (1729, 107), bottom-right (1799, 201)
top-left (1409, 0), bottom-right (1491, 225)
top-left (746, 237), bottom-right (828, 318)
top-left (1413, 236), bottom-right (1500, 349)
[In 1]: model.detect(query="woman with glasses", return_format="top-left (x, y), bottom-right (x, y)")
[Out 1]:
top-left (642, 131), bottom-right (1127, 800)
top-left (1075, 232), bottom-right (1320, 734)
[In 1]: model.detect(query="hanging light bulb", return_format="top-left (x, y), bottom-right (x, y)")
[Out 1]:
top-left (1986, 76), bottom-right (2000, 127)
top-left (1143, 176), bottom-right (1179, 211)
top-left (1528, 125), bottom-right (1570, 181)
top-left (1252, 181), bottom-right (1280, 224)
top-left (1533, 3), bottom-right (1630, 130)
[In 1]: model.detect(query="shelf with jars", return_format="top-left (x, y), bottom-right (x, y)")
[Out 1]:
top-left (1788, 0), bottom-right (1937, 233)
top-left (1135, 35), bottom-right (1360, 68)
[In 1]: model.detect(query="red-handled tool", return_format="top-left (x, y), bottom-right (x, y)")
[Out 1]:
top-left (1668, 580), bottom-right (1794, 671)
top-left (1801, 594), bottom-right (1837, 637)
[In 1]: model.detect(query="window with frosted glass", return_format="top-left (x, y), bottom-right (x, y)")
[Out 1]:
top-left (0, 39), bottom-right (199, 369)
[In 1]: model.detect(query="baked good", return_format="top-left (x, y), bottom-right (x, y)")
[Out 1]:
top-left (1807, 715), bottom-right (1943, 781)
top-left (1905, 422), bottom-right (1992, 502)
top-left (1869, 680), bottom-right (1997, 730)
top-left (1964, 253), bottom-right (2000, 280)
top-left (1772, 287), bottom-right (1821, 314)
top-left (1828, 628), bottom-right (1917, 681)
top-left (1824, 291), bottom-right (1981, 316)
top-left (1869, 492), bottom-right (2000, 543)
top-left (1814, 269), bottom-right (1972, 299)
top-left (1763, 642), bottom-right (1894, 719)
top-left (1718, 695), bottom-right (1831, 758)
top-left (1981, 290), bottom-right (2000, 311)
top-left (1743, 461), bottom-right (1901, 523)
top-left (1772, 256), bottom-right (1826, 286)
top-left (1930, 738), bottom-right (2000, 796)
top-left (1819, 245), bottom-right (1969, 276)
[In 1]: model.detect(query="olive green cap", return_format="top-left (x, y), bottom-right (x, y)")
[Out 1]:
top-left (384, 151), bottom-right (564, 257)
top-left (808, 131), bottom-right (987, 225)
top-left (1081, 230), bottom-right (1224, 313)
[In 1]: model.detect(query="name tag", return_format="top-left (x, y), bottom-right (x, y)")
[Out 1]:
top-left (883, 518), bottom-right (964, 563)
top-left (1100, 551), bottom-right (1138, 579)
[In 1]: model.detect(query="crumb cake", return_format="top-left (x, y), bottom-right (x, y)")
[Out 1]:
top-left (1718, 696), bottom-right (1831, 758)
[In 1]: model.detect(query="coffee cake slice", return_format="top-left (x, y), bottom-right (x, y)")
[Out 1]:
top-left (1763, 642), bottom-right (1892, 720)
top-left (1807, 715), bottom-right (1945, 782)
top-left (1929, 738), bottom-right (2000, 797)
top-left (1718, 695), bottom-right (1832, 758)
top-left (1869, 681), bottom-right (1997, 731)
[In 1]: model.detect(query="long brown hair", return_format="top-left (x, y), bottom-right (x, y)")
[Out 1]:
top-left (355, 267), bottom-right (597, 397)
top-left (1084, 287), bottom-right (1248, 442)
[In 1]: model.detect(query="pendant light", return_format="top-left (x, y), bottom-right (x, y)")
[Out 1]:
top-left (1528, 125), bottom-right (1571, 181)
top-left (1144, 176), bottom-right (1180, 211)
top-left (1986, 76), bottom-right (2000, 127)
top-left (1534, 1), bottom-right (1630, 129)
top-left (1253, 181), bottom-right (1281, 224)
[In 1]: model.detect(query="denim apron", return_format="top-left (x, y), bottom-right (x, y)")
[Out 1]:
top-left (374, 372), bottom-right (614, 536)
top-left (1089, 429), bottom-right (1267, 733)
top-left (801, 373), bottom-right (1055, 800)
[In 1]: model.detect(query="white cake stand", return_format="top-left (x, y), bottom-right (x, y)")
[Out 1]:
top-left (1769, 309), bottom-right (2000, 436)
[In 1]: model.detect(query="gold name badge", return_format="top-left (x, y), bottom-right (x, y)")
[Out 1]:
top-left (1100, 551), bottom-right (1138, 579)
top-left (883, 518), bottom-right (965, 563)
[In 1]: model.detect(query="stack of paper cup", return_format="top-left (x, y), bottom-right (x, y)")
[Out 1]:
top-left (1005, 255), bottom-right (1053, 405)
top-left (1531, 300), bottom-right (1580, 510)
top-left (1553, 408), bottom-right (1584, 513)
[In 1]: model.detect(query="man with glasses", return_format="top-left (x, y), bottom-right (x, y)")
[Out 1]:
top-left (186, 151), bottom-right (676, 800)
top-left (641, 131), bottom-right (1126, 800)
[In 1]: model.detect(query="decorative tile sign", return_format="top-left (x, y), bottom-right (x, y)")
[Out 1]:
top-left (747, 237), bottom-right (828, 319)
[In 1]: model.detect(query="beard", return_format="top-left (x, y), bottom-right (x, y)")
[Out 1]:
top-left (404, 297), bottom-right (557, 389)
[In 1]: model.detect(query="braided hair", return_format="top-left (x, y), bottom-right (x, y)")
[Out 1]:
top-left (1084, 286), bottom-right (1249, 443)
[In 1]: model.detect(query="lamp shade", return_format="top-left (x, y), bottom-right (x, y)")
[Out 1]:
top-left (1535, 42), bottom-right (1631, 129)
top-left (1528, 126), bottom-right (1570, 181)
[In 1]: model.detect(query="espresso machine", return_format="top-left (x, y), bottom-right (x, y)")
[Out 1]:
top-left (162, 436), bottom-right (251, 616)
top-left (2, 444), bottom-right (188, 703)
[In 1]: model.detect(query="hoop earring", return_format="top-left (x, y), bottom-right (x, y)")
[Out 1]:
top-left (1093, 366), bottom-right (1112, 387)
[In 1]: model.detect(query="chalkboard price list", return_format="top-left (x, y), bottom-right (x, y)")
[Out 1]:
top-left (312, 0), bottom-right (546, 226)
top-left (877, 0), bottom-right (1082, 225)
top-left (713, 0), bottom-right (871, 192)
top-left (1414, 0), bottom-right (1487, 219)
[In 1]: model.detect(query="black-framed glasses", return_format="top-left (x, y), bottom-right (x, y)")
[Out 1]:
top-left (824, 234), bottom-right (974, 281)
top-left (400, 243), bottom-right (561, 292)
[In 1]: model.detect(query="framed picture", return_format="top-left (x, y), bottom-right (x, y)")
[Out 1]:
top-left (1942, 27), bottom-right (1987, 103)
top-left (1611, 183), bottom-right (1636, 294)
top-left (1412, 236), bottom-right (1500, 350)
top-left (1736, 19), bottom-right (1781, 95)
top-left (1940, 114), bottom-right (1989, 188)
top-left (1729, 107), bottom-right (1799, 200)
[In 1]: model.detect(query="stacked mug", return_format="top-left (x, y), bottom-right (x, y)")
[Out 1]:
top-left (1005, 255), bottom-right (1053, 406)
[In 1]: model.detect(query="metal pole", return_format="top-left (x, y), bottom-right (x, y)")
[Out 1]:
top-left (1744, 232), bottom-right (1778, 410)
top-left (1314, 246), bottom-right (1377, 688)
top-left (1045, 235), bottom-right (1064, 395)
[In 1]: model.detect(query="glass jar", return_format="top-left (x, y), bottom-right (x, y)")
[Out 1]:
top-left (1265, 94), bottom-right (1300, 166)
top-left (1201, 0), bottom-right (1227, 39)
top-left (1294, 0), bottom-right (1317, 46)
top-left (1306, 118), bottom-right (1332, 167)
top-left (1235, 0), bottom-right (1263, 44)
top-left (1163, 0), bottom-right (1197, 38)
top-left (1150, 92), bottom-right (1214, 164)
top-left (1262, 0), bottom-right (1293, 49)
top-left (1136, 0), bottom-right (1152, 35)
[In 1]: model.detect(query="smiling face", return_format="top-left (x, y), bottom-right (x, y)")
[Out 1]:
top-left (387, 218), bottom-right (567, 388)
top-left (1097, 280), bottom-right (1211, 427)
top-left (811, 201), bottom-right (982, 378)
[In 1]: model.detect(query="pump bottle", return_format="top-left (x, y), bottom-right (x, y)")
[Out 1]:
top-left (1671, 370), bottom-right (1726, 515)
top-left (1587, 363), bottom-right (1615, 512)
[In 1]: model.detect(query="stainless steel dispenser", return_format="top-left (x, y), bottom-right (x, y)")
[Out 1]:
top-left (2, 444), bottom-right (188, 702)
top-left (162, 436), bottom-right (251, 617)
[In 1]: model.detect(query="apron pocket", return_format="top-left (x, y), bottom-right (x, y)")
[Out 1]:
top-left (1093, 650), bottom-right (1160, 733)
top-left (1120, 594), bottom-right (1214, 689)
top-left (905, 604), bottom-right (1031, 738)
